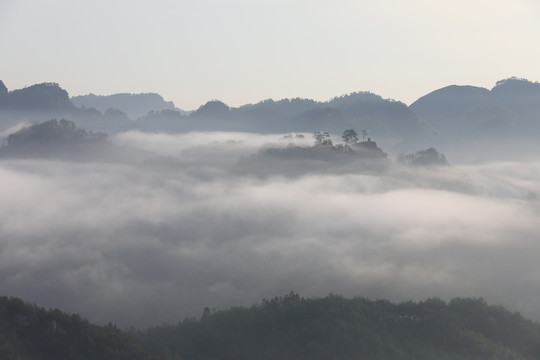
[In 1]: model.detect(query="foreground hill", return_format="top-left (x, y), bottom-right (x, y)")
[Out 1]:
top-left (2, 294), bottom-right (540, 360)
top-left (0, 296), bottom-right (146, 360)
top-left (143, 293), bottom-right (540, 360)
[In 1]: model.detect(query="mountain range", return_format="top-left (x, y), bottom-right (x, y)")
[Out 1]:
top-left (1, 77), bottom-right (539, 160)
top-left (71, 92), bottom-right (178, 119)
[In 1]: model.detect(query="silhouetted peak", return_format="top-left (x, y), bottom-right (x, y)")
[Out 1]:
top-left (246, 97), bottom-right (319, 114)
top-left (8, 82), bottom-right (75, 111)
top-left (192, 100), bottom-right (230, 116)
top-left (329, 91), bottom-right (384, 106)
top-left (491, 77), bottom-right (540, 95)
top-left (0, 80), bottom-right (7, 95)
top-left (276, 97), bottom-right (318, 106)
top-left (410, 85), bottom-right (491, 113)
top-left (412, 85), bottom-right (489, 104)
top-left (494, 76), bottom-right (535, 87)
top-left (18, 82), bottom-right (67, 95)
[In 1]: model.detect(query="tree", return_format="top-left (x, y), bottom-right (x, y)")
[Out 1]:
top-left (342, 129), bottom-right (358, 145)
top-left (313, 131), bottom-right (333, 146)
top-left (398, 147), bottom-right (448, 166)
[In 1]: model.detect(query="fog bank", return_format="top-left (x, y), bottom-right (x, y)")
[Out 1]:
top-left (1, 132), bottom-right (539, 327)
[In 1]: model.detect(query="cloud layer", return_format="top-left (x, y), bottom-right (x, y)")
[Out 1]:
top-left (1, 132), bottom-right (540, 327)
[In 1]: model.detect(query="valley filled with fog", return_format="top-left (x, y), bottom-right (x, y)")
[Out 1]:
top-left (4, 1), bottom-right (540, 357)
top-left (2, 125), bottom-right (540, 327)
top-left (1, 78), bottom-right (540, 328)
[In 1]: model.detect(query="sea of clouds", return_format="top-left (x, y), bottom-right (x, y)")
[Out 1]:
top-left (1, 130), bottom-right (539, 327)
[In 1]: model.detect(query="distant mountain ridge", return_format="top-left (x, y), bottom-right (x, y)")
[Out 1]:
top-left (409, 77), bottom-right (540, 161)
top-left (0, 82), bottom-right (428, 148)
top-left (0, 81), bottom-right (132, 133)
top-left (133, 92), bottom-right (429, 153)
top-left (0, 82), bottom-right (75, 112)
top-left (71, 92), bottom-right (178, 119)
top-left (1, 77), bottom-right (539, 159)
top-left (411, 77), bottom-right (540, 139)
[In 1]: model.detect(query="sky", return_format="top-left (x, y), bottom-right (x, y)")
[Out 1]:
top-left (1, 0), bottom-right (540, 110)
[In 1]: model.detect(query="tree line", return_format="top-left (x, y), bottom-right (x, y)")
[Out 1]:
top-left (2, 294), bottom-right (540, 359)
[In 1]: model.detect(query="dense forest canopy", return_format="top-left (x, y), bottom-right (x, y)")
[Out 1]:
top-left (0, 296), bottom-right (146, 360)
top-left (2, 294), bottom-right (540, 360)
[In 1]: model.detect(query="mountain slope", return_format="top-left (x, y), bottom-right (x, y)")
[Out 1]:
top-left (0, 296), bottom-right (146, 360)
top-left (2, 294), bottom-right (540, 360)
top-left (0, 119), bottom-right (150, 162)
top-left (0, 82), bottom-right (132, 134)
top-left (410, 78), bottom-right (540, 140)
top-left (0, 82), bottom-right (75, 112)
top-left (141, 293), bottom-right (540, 360)
top-left (409, 77), bottom-right (540, 161)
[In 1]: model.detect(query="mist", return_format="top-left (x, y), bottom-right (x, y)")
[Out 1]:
top-left (0, 130), bottom-right (538, 328)
top-left (114, 130), bottom-right (312, 159)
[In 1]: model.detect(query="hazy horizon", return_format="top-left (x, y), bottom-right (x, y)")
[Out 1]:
top-left (1, 77), bottom-right (532, 111)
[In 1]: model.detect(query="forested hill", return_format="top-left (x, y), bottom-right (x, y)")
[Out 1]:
top-left (0, 119), bottom-right (150, 162)
top-left (0, 296), bottom-right (146, 360)
top-left (141, 293), bottom-right (540, 360)
top-left (3, 294), bottom-right (539, 360)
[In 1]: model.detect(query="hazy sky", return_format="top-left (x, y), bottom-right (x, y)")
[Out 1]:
top-left (1, 0), bottom-right (540, 109)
